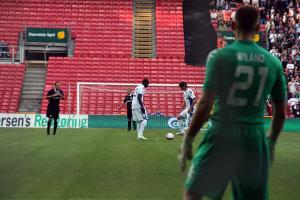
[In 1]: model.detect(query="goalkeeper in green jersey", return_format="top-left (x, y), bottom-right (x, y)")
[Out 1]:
top-left (178, 5), bottom-right (286, 200)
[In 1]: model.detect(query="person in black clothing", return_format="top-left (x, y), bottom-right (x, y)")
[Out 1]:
top-left (46, 82), bottom-right (65, 135)
top-left (0, 40), bottom-right (4, 58)
top-left (119, 89), bottom-right (136, 131)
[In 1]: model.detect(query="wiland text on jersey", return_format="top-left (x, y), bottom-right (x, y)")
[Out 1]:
top-left (236, 52), bottom-right (265, 63)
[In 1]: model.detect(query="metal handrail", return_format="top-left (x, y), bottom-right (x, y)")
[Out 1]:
top-left (0, 46), bottom-right (22, 64)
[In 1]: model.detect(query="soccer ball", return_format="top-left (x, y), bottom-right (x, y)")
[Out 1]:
top-left (165, 133), bottom-right (174, 140)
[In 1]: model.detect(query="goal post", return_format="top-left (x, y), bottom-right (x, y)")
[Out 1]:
top-left (76, 82), bottom-right (204, 129)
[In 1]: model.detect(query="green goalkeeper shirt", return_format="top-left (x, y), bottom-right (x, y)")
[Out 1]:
top-left (204, 40), bottom-right (286, 124)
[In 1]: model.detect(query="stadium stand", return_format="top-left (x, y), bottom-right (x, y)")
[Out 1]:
top-left (0, 64), bottom-right (25, 112)
top-left (213, 0), bottom-right (300, 117)
top-left (0, 0), bottom-right (205, 115)
top-left (1, 0), bottom-right (297, 117)
top-left (258, 0), bottom-right (300, 117)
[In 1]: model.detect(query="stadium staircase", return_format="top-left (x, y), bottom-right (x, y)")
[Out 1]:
top-left (133, 0), bottom-right (156, 58)
top-left (18, 62), bottom-right (47, 112)
top-left (0, 0), bottom-right (205, 115)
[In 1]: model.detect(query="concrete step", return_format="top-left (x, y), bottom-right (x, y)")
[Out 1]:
top-left (20, 98), bottom-right (41, 102)
top-left (21, 94), bottom-right (44, 99)
top-left (19, 101), bottom-right (41, 111)
top-left (20, 103), bottom-right (40, 107)
top-left (23, 78), bottom-right (44, 83)
top-left (22, 90), bottom-right (44, 95)
top-left (18, 108), bottom-right (40, 112)
top-left (24, 77), bottom-right (46, 82)
top-left (19, 100), bottom-right (41, 104)
top-left (19, 105), bottom-right (41, 111)
top-left (24, 73), bottom-right (45, 78)
top-left (25, 70), bottom-right (47, 74)
top-left (26, 66), bottom-right (47, 70)
top-left (23, 82), bottom-right (45, 87)
top-left (22, 86), bottom-right (44, 91)
top-left (19, 106), bottom-right (40, 110)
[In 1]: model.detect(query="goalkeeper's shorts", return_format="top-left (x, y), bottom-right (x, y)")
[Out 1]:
top-left (185, 122), bottom-right (270, 200)
top-left (132, 108), bottom-right (148, 122)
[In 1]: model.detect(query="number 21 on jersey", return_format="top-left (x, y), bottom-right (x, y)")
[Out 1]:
top-left (226, 65), bottom-right (268, 106)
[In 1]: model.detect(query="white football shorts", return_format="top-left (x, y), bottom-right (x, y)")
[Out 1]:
top-left (179, 107), bottom-right (190, 118)
top-left (132, 108), bottom-right (148, 121)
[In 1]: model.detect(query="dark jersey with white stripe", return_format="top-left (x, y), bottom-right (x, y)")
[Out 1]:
top-left (124, 94), bottom-right (133, 110)
top-left (47, 89), bottom-right (64, 109)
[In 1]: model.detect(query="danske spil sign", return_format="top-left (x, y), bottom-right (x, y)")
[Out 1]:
top-left (26, 27), bottom-right (69, 43)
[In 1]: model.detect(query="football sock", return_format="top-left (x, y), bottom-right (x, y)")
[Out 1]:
top-left (53, 119), bottom-right (58, 135)
top-left (186, 114), bottom-right (192, 126)
top-left (136, 122), bottom-right (141, 138)
top-left (47, 119), bottom-right (51, 135)
top-left (128, 120), bottom-right (131, 130)
top-left (139, 120), bottom-right (147, 137)
top-left (178, 119), bottom-right (184, 133)
top-left (133, 121), bottom-right (137, 130)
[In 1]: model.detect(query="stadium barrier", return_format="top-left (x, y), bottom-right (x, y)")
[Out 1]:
top-left (0, 114), bottom-right (88, 128)
top-left (0, 113), bottom-right (299, 132)
top-left (0, 46), bottom-right (23, 63)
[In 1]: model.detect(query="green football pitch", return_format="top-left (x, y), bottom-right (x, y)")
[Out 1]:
top-left (0, 128), bottom-right (299, 200)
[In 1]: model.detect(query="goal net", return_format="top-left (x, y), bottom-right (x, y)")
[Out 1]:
top-left (77, 82), bottom-right (203, 129)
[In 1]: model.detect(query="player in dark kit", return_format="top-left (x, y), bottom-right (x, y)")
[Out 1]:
top-left (46, 82), bottom-right (65, 135)
top-left (119, 89), bottom-right (136, 131)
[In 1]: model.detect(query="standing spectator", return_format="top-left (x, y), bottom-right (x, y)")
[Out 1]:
top-left (270, 46), bottom-right (280, 57)
top-left (295, 19), bottom-right (300, 38)
top-left (287, 59), bottom-right (295, 72)
top-left (294, 83), bottom-right (300, 98)
top-left (269, 29), bottom-right (277, 48)
top-left (291, 45), bottom-right (298, 58)
top-left (260, 7), bottom-right (267, 24)
top-left (1, 40), bottom-right (9, 58)
top-left (288, 93), bottom-right (299, 115)
top-left (294, 51), bottom-right (300, 63)
top-left (0, 40), bottom-right (3, 58)
top-left (265, 19), bottom-right (275, 34)
top-left (218, 19), bottom-right (227, 31)
top-left (0, 40), bottom-right (9, 58)
top-left (294, 67), bottom-right (300, 77)
top-left (288, 77), bottom-right (298, 97)
top-left (281, 56), bottom-right (288, 69)
top-left (210, 9), bottom-right (218, 20)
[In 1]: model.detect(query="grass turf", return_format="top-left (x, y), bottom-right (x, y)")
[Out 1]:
top-left (0, 128), bottom-right (299, 200)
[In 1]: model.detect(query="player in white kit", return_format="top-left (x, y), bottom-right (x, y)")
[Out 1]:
top-left (132, 79), bottom-right (149, 140)
top-left (177, 82), bottom-right (197, 135)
